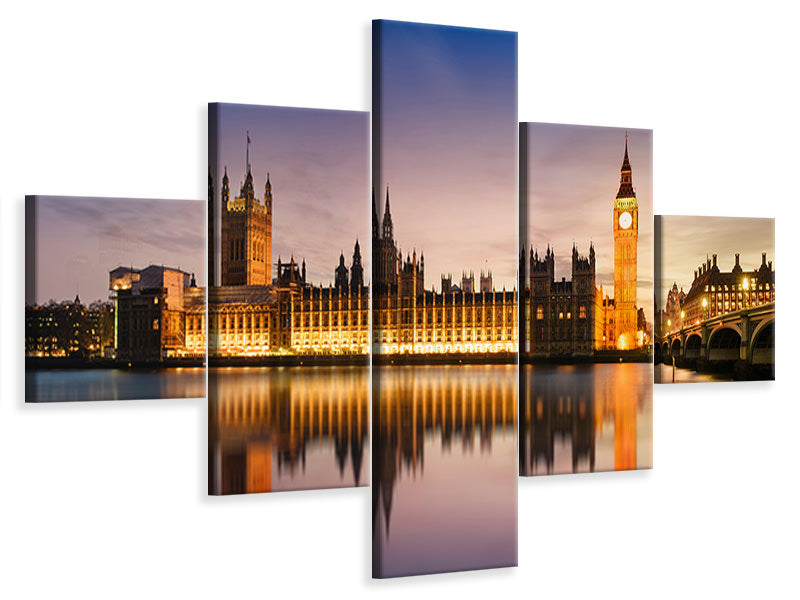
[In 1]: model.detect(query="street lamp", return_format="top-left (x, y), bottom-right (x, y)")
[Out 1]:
top-left (702, 297), bottom-right (708, 321)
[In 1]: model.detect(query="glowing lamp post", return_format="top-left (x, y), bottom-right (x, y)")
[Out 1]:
top-left (702, 297), bottom-right (708, 321)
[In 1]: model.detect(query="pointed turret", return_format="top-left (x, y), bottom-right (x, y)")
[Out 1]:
top-left (351, 238), bottom-right (364, 288)
top-left (382, 187), bottom-right (394, 242)
top-left (221, 166), bottom-right (230, 205)
top-left (336, 251), bottom-right (349, 288)
top-left (616, 133), bottom-right (635, 199)
top-left (264, 171), bottom-right (272, 206)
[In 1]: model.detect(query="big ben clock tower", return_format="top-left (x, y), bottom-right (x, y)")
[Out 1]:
top-left (613, 135), bottom-right (638, 350)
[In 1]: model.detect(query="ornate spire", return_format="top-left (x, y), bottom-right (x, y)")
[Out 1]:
top-left (382, 186), bottom-right (394, 241)
top-left (616, 133), bottom-right (635, 199)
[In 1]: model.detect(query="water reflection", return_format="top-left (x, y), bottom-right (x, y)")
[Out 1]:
top-left (208, 367), bottom-right (369, 495)
top-left (654, 363), bottom-right (734, 384)
top-left (373, 365), bottom-right (518, 578)
top-left (25, 368), bottom-right (206, 402)
top-left (520, 363), bottom-right (652, 476)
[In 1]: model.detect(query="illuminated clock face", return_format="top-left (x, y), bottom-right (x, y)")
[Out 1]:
top-left (619, 211), bottom-right (633, 229)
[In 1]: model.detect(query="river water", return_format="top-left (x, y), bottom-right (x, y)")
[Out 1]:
top-left (654, 363), bottom-right (734, 383)
top-left (208, 366), bottom-right (369, 495)
top-left (520, 363), bottom-right (653, 475)
top-left (372, 364), bottom-right (518, 578)
top-left (25, 368), bottom-right (206, 402)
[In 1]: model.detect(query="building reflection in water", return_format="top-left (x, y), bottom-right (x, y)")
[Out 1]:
top-left (520, 363), bottom-right (652, 475)
top-left (373, 365), bottom-right (518, 578)
top-left (208, 366), bottom-right (368, 495)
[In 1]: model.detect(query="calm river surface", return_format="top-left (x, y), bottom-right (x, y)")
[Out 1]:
top-left (26, 368), bottom-right (205, 402)
top-left (654, 363), bottom-right (734, 384)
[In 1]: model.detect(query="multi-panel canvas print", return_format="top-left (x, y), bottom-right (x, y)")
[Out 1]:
top-left (372, 20), bottom-right (518, 578)
top-left (519, 124), bottom-right (653, 475)
top-left (207, 103), bottom-right (370, 494)
top-left (654, 215), bottom-right (775, 383)
top-left (25, 195), bottom-right (206, 402)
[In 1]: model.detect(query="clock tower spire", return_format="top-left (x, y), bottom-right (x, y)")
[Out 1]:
top-left (612, 133), bottom-right (639, 350)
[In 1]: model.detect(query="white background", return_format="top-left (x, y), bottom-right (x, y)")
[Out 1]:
top-left (1, 1), bottom-right (798, 598)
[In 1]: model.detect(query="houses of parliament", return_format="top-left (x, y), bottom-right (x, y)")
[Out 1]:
top-left (103, 136), bottom-right (644, 361)
top-left (372, 188), bottom-right (518, 355)
top-left (520, 137), bottom-right (648, 358)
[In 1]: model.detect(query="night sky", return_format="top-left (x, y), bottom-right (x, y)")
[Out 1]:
top-left (374, 20), bottom-right (518, 291)
top-left (29, 196), bottom-right (204, 305)
top-left (524, 123), bottom-right (654, 312)
top-left (656, 215), bottom-right (775, 307)
top-left (212, 104), bottom-right (369, 287)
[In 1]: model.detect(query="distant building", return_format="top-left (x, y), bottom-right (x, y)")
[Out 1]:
top-left (659, 282), bottom-right (686, 335)
top-left (26, 295), bottom-right (113, 358)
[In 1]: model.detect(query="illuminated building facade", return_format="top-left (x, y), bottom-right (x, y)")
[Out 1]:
top-left (204, 152), bottom-right (370, 357)
top-left (521, 139), bottom-right (647, 357)
top-left (109, 265), bottom-right (204, 361)
top-left (677, 252), bottom-right (775, 327)
top-left (372, 188), bottom-right (517, 355)
top-left (612, 136), bottom-right (639, 350)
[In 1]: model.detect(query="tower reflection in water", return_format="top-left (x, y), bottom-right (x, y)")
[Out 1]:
top-left (520, 363), bottom-right (652, 475)
top-left (208, 367), bottom-right (368, 495)
top-left (373, 365), bottom-right (518, 578)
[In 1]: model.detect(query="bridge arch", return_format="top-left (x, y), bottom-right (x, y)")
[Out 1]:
top-left (751, 320), bottom-right (775, 365)
top-left (670, 338), bottom-right (682, 359)
top-left (708, 326), bottom-right (741, 361)
top-left (684, 334), bottom-right (702, 360)
top-left (661, 341), bottom-right (670, 363)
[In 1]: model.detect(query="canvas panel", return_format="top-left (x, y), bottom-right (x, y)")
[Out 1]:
top-left (372, 20), bottom-right (518, 578)
top-left (519, 123), bottom-right (654, 475)
top-left (207, 103), bottom-right (370, 494)
top-left (24, 195), bottom-right (206, 402)
top-left (654, 215), bottom-right (775, 383)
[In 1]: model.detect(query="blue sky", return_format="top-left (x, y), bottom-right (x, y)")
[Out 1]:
top-left (374, 20), bottom-right (518, 291)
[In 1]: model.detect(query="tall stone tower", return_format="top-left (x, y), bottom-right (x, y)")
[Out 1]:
top-left (220, 133), bottom-right (273, 287)
top-left (612, 135), bottom-right (639, 349)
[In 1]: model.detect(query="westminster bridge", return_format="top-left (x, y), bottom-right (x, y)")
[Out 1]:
top-left (655, 302), bottom-right (774, 379)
